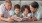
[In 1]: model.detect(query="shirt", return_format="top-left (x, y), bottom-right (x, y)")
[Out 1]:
top-left (22, 13), bottom-right (31, 18)
top-left (31, 5), bottom-right (42, 20)
top-left (11, 11), bottom-right (22, 17)
top-left (0, 3), bottom-right (12, 18)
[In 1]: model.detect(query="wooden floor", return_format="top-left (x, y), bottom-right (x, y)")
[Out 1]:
top-left (0, 20), bottom-right (42, 23)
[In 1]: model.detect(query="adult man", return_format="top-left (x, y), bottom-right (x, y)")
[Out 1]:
top-left (0, 0), bottom-right (14, 22)
top-left (30, 1), bottom-right (42, 21)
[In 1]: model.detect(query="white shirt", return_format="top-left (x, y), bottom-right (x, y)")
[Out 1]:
top-left (22, 13), bottom-right (31, 18)
top-left (0, 3), bottom-right (12, 18)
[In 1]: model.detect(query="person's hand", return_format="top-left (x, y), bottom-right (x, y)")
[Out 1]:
top-left (15, 17), bottom-right (22, 22)
top-left (32, 17), bottom-right (37, 21)
top-left (1, 18), bottom-right (13, 22)
top-left (27, 17), bottom-right (32, 21)
top-left (0, 16), bottom-right (14, 22)
top-left (10, 16), bottom-right (14, 20)
top-left (3, 17), bottom-right (14, 22)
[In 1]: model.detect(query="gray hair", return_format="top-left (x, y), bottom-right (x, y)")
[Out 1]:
top-left (5, 0), bottom-right (11, 3)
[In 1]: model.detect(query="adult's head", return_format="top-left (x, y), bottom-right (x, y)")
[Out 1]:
top-left (30, 1), bottom-right (39, 12)
top-left (5, 0), bottom-right (12, 10)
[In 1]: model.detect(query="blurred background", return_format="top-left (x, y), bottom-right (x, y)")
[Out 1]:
top-left (0, 0), bottom-right (42, 1)
top-left (0, 0), bottom-right (42, 6)
top-left (0, 0), bottom-right (42, 11)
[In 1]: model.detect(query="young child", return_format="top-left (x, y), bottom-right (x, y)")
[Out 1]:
top-left (20, 5), bottom-right (31, 21)
top-left (11, 4), bottom-right (22, 22)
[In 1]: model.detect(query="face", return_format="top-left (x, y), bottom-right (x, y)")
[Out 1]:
top-left (30, 5), bottom-right (37, 12)
top-left (14, 8), bottom-right (20, 15)
top-left (23, 8), bottom-right (28, 15)
top-left (5, 2), bottom-right (12, 10)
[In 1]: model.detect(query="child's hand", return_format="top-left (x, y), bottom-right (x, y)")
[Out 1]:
top-left (15, 17), bottom-right (22, 22)
top-left (10, 16), bottom-right (14, 20)
top-left (27, 17), bottom-right (32, 21)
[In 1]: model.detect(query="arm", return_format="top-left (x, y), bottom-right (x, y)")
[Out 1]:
top-left (32, 17), bottom-right (37, 21)
top-left (0, 14), bottom-right (13, 22)
top-left (0, 13), bottom-right (14, 22)
top-left (0, 6), bottom-right (7, 21)
top-left (9, 11), bottom-right (14, 21)
top-left (0, 14), bottom-right (6, 21)
top-left (0, 14), bottom-right (9, 21)
top-left (36, 13), bottom-right (42, 20)
top-left (32, 13), bottom-right (41, 21)
top-left (9, 15), bottom-right (14, 20)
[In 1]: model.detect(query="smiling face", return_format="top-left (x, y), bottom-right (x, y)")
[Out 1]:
top-left (14, 8), bottom-right (20, 15)
top-left (23, 8), bottom-right (28, 15)
top-left (5, 2), bottom-right (12, 10)
top-left (30, 5), bottom-right (37, 12)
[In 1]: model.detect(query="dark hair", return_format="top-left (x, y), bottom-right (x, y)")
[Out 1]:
top-left (30, 1), bottom-right (39, 8)
top-left (14, 4), bottom-right (20, 10)
top-left (21, 5), bottom-right (31, 13)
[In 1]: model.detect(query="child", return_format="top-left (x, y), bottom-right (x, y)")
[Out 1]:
top-left (20, 5), bottom-right (31, 21)
top-left (11, 4), bottom-right (22, 22)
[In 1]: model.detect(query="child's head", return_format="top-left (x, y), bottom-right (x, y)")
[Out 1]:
top-left (14, 4), bottom-right (20, 15)
top-left (21, 5), bottom-right (31, 15)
